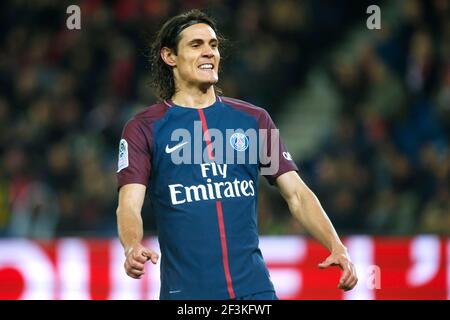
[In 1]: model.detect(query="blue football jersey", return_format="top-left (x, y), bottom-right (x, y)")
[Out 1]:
top-left (117, 96), bottom-right (298, 299)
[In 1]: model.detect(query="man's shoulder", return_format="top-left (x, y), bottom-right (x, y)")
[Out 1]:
top-left (221, 96), bottom-right (267, 113)
top-left (220, 96), bottom-right (271, 120)
top-left (125, 101), bottom-right (169, 126)
top-left (132, 101), bottom-right (169, 121)
top-left (121, 101), bottom-right (169, 136)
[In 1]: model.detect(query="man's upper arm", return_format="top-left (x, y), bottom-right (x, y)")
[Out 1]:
top-left (258, 109), bottom-right (298, 184)
top-left (116, 118), bottom-right (152, 190)
top-left (118, 183), bottom-right (147, 213)
top-left (275, 170), bottom-right (309, 203)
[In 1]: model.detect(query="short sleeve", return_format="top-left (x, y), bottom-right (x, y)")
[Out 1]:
top-left (116, 118), bottom-right (152, 190)
top-left (259, 110), bottom-right (298, 184)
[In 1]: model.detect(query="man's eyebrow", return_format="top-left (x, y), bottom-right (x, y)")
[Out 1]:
top-left (187, 38), bottom-right (219, 45)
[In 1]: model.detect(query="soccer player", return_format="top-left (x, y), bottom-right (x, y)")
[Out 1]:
top-left (116, 9), bottom-right (357, 300)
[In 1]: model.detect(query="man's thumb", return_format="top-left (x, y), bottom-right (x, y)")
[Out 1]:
top-left (143, 248), bottom-right (159, 264)
top-left (318, 259), bottom-right (331, 269)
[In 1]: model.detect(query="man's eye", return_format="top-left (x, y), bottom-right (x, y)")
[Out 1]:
top-left (192, 44), bottom-right (200, 48)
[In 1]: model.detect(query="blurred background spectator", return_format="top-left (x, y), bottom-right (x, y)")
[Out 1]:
top-left (0, 0), bottom-right (448, 238)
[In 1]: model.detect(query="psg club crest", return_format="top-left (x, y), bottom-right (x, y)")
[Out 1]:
top-left (230, 133), bottom-right (249, 152)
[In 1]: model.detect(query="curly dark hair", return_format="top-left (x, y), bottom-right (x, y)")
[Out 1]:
top-left (149, 9), bottom-right (225, 101)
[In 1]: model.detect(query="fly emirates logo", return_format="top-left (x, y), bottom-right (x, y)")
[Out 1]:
top-left (168, 163), bottom-right (255, 205)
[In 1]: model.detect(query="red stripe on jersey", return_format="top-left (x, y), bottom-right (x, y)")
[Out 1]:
top-left (197, 108), bottom-right (235, 299)
top-left (216, 201), bottom-right (236, 299)
top-left (197, 109), bottom-right (215, 160)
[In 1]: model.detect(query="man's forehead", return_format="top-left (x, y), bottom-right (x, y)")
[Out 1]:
top-left (179, 23), bottom-right (217, 42)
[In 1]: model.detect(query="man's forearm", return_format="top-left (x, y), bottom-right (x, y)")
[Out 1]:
top-left (117, 207), bottom-right (144, 253)
top-left (288, 188), bottom-right (346, 253)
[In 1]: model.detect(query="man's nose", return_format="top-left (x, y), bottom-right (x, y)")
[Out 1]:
top-left (201, 46), bottom-right (215, 57)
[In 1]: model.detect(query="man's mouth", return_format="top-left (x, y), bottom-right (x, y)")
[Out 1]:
top-left (198, 63), bottom-right (214, 70)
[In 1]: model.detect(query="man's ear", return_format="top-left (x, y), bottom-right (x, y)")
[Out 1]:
top-left (160, 47), bottom-right (177, 67)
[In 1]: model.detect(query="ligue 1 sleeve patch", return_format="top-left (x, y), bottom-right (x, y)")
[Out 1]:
top-left (117, 139), bottom-right (129, 173)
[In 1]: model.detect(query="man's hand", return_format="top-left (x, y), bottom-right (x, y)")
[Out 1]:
top-left (124, 243), bottom-right (159, 279)
top-left (318, 248), bottom-right (358, 291)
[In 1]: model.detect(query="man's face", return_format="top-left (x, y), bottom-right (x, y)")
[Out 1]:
top-left (173, 23), bottom-right (220, 89)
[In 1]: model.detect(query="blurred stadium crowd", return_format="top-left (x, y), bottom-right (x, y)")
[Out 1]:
top-left (0, 0), bottom-right (448, 238)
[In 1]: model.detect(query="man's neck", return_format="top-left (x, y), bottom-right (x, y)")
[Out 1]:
top-left (171, 86), bottom-right (217, 109)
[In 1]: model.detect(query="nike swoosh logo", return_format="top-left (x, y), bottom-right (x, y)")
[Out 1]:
top-left (165, 142), bottom-right (188, 153)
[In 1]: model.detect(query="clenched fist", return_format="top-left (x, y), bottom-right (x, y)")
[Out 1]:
top-left (124, 243), bottom-right (159, 279)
